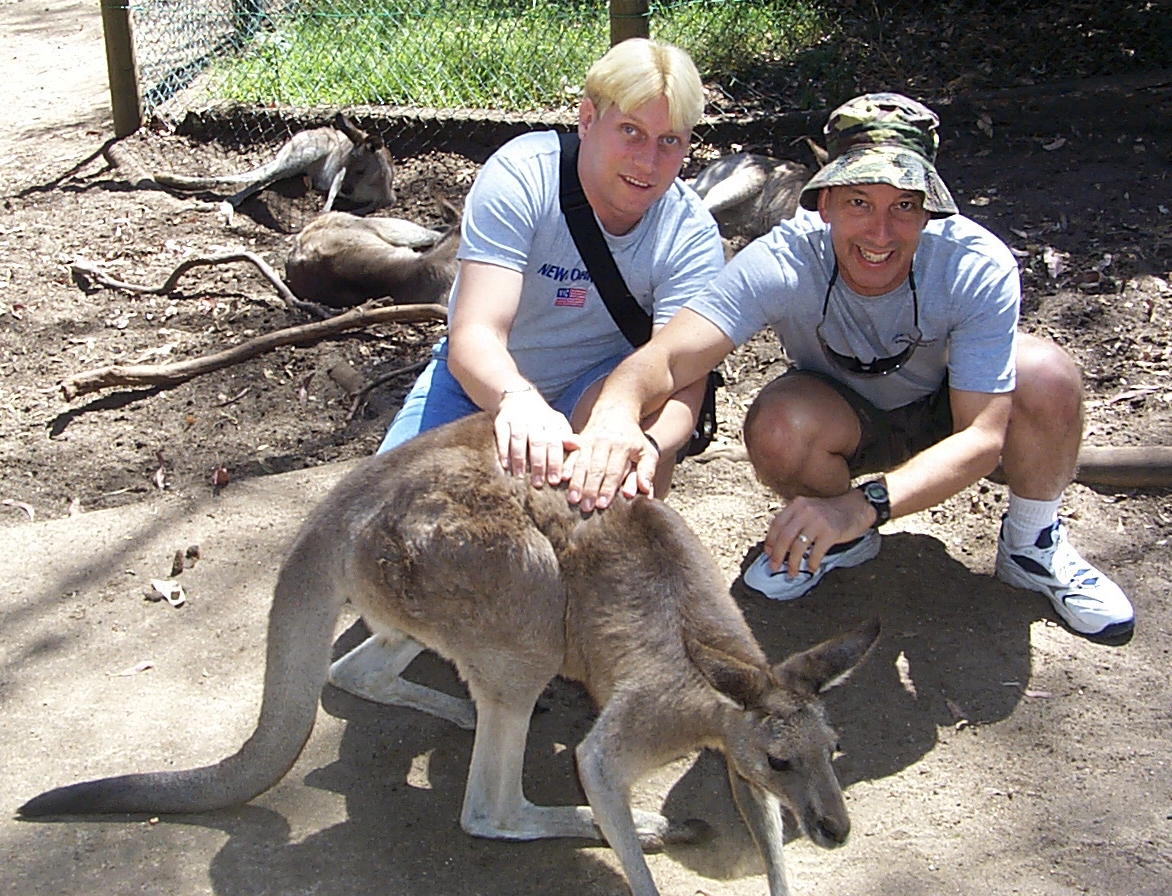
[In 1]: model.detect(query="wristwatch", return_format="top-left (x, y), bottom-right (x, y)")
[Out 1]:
top-left (856, 478), bottom-right (891, 528)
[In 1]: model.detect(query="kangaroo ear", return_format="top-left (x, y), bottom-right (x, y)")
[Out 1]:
top-left (774, 618), bottom-right (880, 697)
top-left (333, 113), bottom-right (363, 141)
top-left (688, 640), bottom-right (772, 709)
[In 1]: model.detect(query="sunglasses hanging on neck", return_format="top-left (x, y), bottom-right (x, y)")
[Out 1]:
top-left (816, 262), bottom-right (922, 376)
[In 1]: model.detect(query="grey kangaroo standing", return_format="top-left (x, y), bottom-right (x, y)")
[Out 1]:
top-left (154, 113), bottom-right (395, 223)
top-left (19, 414), bottom-right (879, 896)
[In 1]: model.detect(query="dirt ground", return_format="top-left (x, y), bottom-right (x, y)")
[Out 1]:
top-left (2, 2), bottom-right (1171, 895)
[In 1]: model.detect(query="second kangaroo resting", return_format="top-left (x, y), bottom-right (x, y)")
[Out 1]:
top-left (284, 209), bottom-right (459, 307)
top-left (19, 414), bottom-right (879, 896)
top-left (154, 113), bottom-right (395, 224)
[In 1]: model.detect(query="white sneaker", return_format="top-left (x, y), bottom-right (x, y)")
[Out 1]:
top-left (996, 518), bottom-right (1134, 640)
top-left (743, 530), bottom-right (881, 601)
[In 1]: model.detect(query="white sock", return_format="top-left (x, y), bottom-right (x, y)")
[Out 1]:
top-left (1003, 493), bottom-right (1061, 548)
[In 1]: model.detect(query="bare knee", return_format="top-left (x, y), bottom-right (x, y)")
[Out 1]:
top-left (744, 399), bottom-right (811, 491)
top-left (743, 375), bottom-right (859, 497)
top-left (1012, 335), bottom-right (1083, 426)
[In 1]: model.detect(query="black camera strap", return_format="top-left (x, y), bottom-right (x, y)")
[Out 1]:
top-left (556, 130), bottom-right (720, 459)
top-left (557, 131), bottom-right (652, 347)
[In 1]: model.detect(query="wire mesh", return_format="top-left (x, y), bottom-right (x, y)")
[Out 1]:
top-left (119, 0), bottom-right (1169, 153)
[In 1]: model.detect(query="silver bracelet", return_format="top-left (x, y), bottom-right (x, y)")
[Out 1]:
top-left (500, 385), bottom-right (535, 401)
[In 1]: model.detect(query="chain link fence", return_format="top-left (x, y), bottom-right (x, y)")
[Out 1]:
top-left (121, 0), bottom-right (1169, 154)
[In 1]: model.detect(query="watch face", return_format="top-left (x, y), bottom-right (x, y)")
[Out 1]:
top-left (861, 480), bottom-right (890, 526)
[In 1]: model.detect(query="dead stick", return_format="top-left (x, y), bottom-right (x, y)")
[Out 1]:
top-left (1075, 446), bottom-right (1172, 488)
top-left (694, 445), bottom-right (1172, 488)
top-left (71, 255), bottom-right (333, 318)
top-left (60, 303), bottom-right (447, 401)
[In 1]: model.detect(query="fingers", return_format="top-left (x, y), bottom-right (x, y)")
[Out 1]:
top-left (761, 491), bottom-right (875, 578)
top-left (493, 402), bottom-right (572, 486)
top-left (567, 440), bottom-right (615, 510)
top-left (494, 414), bottom-right (513, 472)
top-left (631, 444), bottom-right (659, 498)
top-left (571, 438), bottom-right (654, 511)
top-left (508, 427), bottom-right (529, 478)
top-left (763, 505), bottom-right (831, 576)
top-left (526, 427), bottom-right (569, 487)
top-left (620, 469), bottom-right (641, 499)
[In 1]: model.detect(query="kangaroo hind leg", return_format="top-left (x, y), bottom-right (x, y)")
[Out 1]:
top-left (459, 682), bottom-right (601, 842)
top-left (328, 628), bottom-right (475, 730)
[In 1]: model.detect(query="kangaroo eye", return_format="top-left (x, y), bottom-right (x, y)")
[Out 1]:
top-left (768, 755), bottom-right (792, 772)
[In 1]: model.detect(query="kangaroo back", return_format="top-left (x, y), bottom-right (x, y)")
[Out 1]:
top-left (151, 126), bottom-right (342, 191)
top-left (690, 152), bottom-right (812, 241)
top-left (285, 211), bottom-right (458, 307)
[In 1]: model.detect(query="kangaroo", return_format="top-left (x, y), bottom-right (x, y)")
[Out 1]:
top-left (284, 209), bottom-right (459, 308)
top-left (18, 414), bottom-right (879, 896)
top-left (689, 152), bottom-right (814, 242)
top-left (154, 113), bottom-right (395, 224)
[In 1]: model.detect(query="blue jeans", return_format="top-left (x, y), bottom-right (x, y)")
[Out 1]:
top-left (378, 339), bottom-right (627, 454)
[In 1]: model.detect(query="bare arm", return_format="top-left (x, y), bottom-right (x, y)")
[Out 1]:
top-left (767, 386), bottom-right (1011, 575)
top-left (446, 260), bottom-right (575, 485)
top-left (886, 387), bottom-right (1011, 517)
top-left (568, 308), bottom-right (734, 509)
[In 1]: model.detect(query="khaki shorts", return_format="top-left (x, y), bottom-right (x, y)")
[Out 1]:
top-left (780, 369), bottom-right (953, 475)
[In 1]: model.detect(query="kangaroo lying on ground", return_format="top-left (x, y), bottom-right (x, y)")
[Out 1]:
top-left (154, 113), bottom-right (395, 224)
top-left (19, 414), bottom-right (879, 896)
top-left (689, 152), bottom-right (815, 243)
top-left (284, 209), bottom-right (459, 307)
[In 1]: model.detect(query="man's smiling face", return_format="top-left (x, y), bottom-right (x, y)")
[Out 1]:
top-left (576, 94), bottom-right (690, 236)
top-left (818, 182), bottom-right (931, 296)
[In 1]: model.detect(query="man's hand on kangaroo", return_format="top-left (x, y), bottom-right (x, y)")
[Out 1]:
top-left (565, 415), bottom-right (656, 510)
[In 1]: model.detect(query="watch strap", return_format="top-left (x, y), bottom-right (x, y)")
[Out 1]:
top-left (857, 479), bottom-right (891, 528)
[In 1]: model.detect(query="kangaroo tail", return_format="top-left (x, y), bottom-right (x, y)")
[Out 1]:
top-left (153, 168), bottom-right (269, 189)
top-left (19, 535), bottom-right (345, 817)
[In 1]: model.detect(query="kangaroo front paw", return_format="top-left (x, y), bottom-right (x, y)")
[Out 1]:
top-left (629, 811), bottom-right (712, 850)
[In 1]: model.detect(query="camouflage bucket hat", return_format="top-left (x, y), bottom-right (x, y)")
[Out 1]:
top-left (799, 92), bottom-right (958, 218)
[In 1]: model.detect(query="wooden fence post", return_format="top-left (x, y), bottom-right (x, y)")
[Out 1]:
top-left (100, 0), bottom-right (142, 136)
top-left (609, 0), bottom-right (650, 45)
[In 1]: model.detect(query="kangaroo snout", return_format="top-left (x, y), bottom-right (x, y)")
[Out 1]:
top-left (809, 811), bottom-right (850, 848)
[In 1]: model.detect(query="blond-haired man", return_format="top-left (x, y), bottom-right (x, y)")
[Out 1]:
top-left (378, 38), bottom-right (722, 495)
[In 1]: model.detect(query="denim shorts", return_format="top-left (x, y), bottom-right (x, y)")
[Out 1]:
top-left (378, 340), bottom-right (627, 454)
top-left (780, 369), bottom-right (953, 475)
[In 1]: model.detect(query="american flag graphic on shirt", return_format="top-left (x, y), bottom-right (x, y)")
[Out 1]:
top-left (555, 286), bottom-right (588, 308)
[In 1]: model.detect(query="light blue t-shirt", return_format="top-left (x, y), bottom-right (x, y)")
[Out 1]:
top-left (687, 209), bottom-right (1020, 410)
top-left (448, 130), bottom-right (725, 400)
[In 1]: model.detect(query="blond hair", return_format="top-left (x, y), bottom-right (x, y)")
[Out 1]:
top-left (583, 38), bottom-right (704, 132)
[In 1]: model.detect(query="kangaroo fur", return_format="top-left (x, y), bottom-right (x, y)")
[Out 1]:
top-left (19, 414), bottom-right (879, 896)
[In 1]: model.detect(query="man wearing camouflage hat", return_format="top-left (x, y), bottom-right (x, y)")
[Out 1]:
top-left (570, 92), bottom-right (1135, 642)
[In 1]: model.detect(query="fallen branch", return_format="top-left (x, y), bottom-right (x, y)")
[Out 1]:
top-left (693, 444), bottom-right (1172, 488)
top-left (1076, 446), bottom-right (1172, 488)
top-left (71, 254), bottom-right (333, 318)
top-left (59, 302), bottom-right (447, 401)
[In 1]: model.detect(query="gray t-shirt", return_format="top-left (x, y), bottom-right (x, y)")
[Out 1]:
top-left (448, 130), bottom-right (725, 400)
top-left (688, 209), bottom-right (1020, 410)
